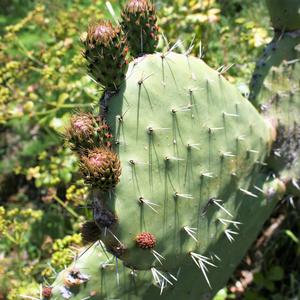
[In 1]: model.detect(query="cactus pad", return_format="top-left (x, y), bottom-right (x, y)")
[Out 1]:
top-left (266, 0), bottom-right (300, 31)
top-left (250, 32), bottom-right (300, 195)
top-left (51, 52), bottom-right (286, 299)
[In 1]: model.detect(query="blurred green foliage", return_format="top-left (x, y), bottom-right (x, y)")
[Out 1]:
top-left (0, 0), bottom-right (298, 299)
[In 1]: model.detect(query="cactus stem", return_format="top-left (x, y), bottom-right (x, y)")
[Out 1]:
top-left (189, 252), bottom-right (217, 289)
top-left (151, 249), bottom-right (165, 265)
top-left (239, 188), bottom-right (258, 198)
top-left (183, 226), bottom-right (198, 242)
top-left (139, 197), bottom-right (160, 214)
top-left (212, 199), bottom-right (233, 217)
top-left (224, 229), bottom-right (239, 243)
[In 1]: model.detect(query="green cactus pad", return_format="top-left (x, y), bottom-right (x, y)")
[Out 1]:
top-left (51, 52), bottom-right (284, 299)
top-left (102, 52), bottom-right (273, 269)
top-left (250, 32), bottom-right (300, 195)
top-left (266, 0), bottom-right (300, 31)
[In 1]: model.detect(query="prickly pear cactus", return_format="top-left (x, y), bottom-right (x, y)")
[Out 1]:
top-left (50, 52), bottom-right (285, 299)
top-left (250, 1), bottom-right (300, 196)
top-left (48, 1), bottom-right (293, 299)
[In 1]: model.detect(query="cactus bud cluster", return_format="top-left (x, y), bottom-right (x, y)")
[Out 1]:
top-left (51, 1), bottom-right (297, 299)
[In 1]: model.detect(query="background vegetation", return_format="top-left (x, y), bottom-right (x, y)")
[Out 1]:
top-left (0, 0), bottom-right (299, 299)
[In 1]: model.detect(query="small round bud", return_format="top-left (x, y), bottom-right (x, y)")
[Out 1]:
top-left (80, 148), bottom-right (121, 191)
top-left (66, 113), bottom-right (113, 154)
top-left (135, 232), bottom-right (156, 249)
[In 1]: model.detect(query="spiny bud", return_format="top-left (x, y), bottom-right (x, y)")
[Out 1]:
top-left (82, 20), bottom-right (128, 91)
top-left (135, 232), bottom-right (156, 249)
top-left (121, 0), bottom-right (159, 57)
top-left (80, 148), bottom-right (121, 191)
top-left (81, 221), bottom-right (102, 244)
top-left (65, 113), bottom-right (112, 154)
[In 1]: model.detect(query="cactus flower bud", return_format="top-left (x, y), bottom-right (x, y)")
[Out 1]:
top-left (80, 148), bottom-right (121, 191)
top-left (121, 0), bottom-right (159, 57)
top-left (135, 232), bottom-right (156, 249)
top-left (83, 20), bottom-right (128, 91)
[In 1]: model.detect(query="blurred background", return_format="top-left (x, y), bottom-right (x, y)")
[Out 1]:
top-left (0, 0), bottom-right (299, 299)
